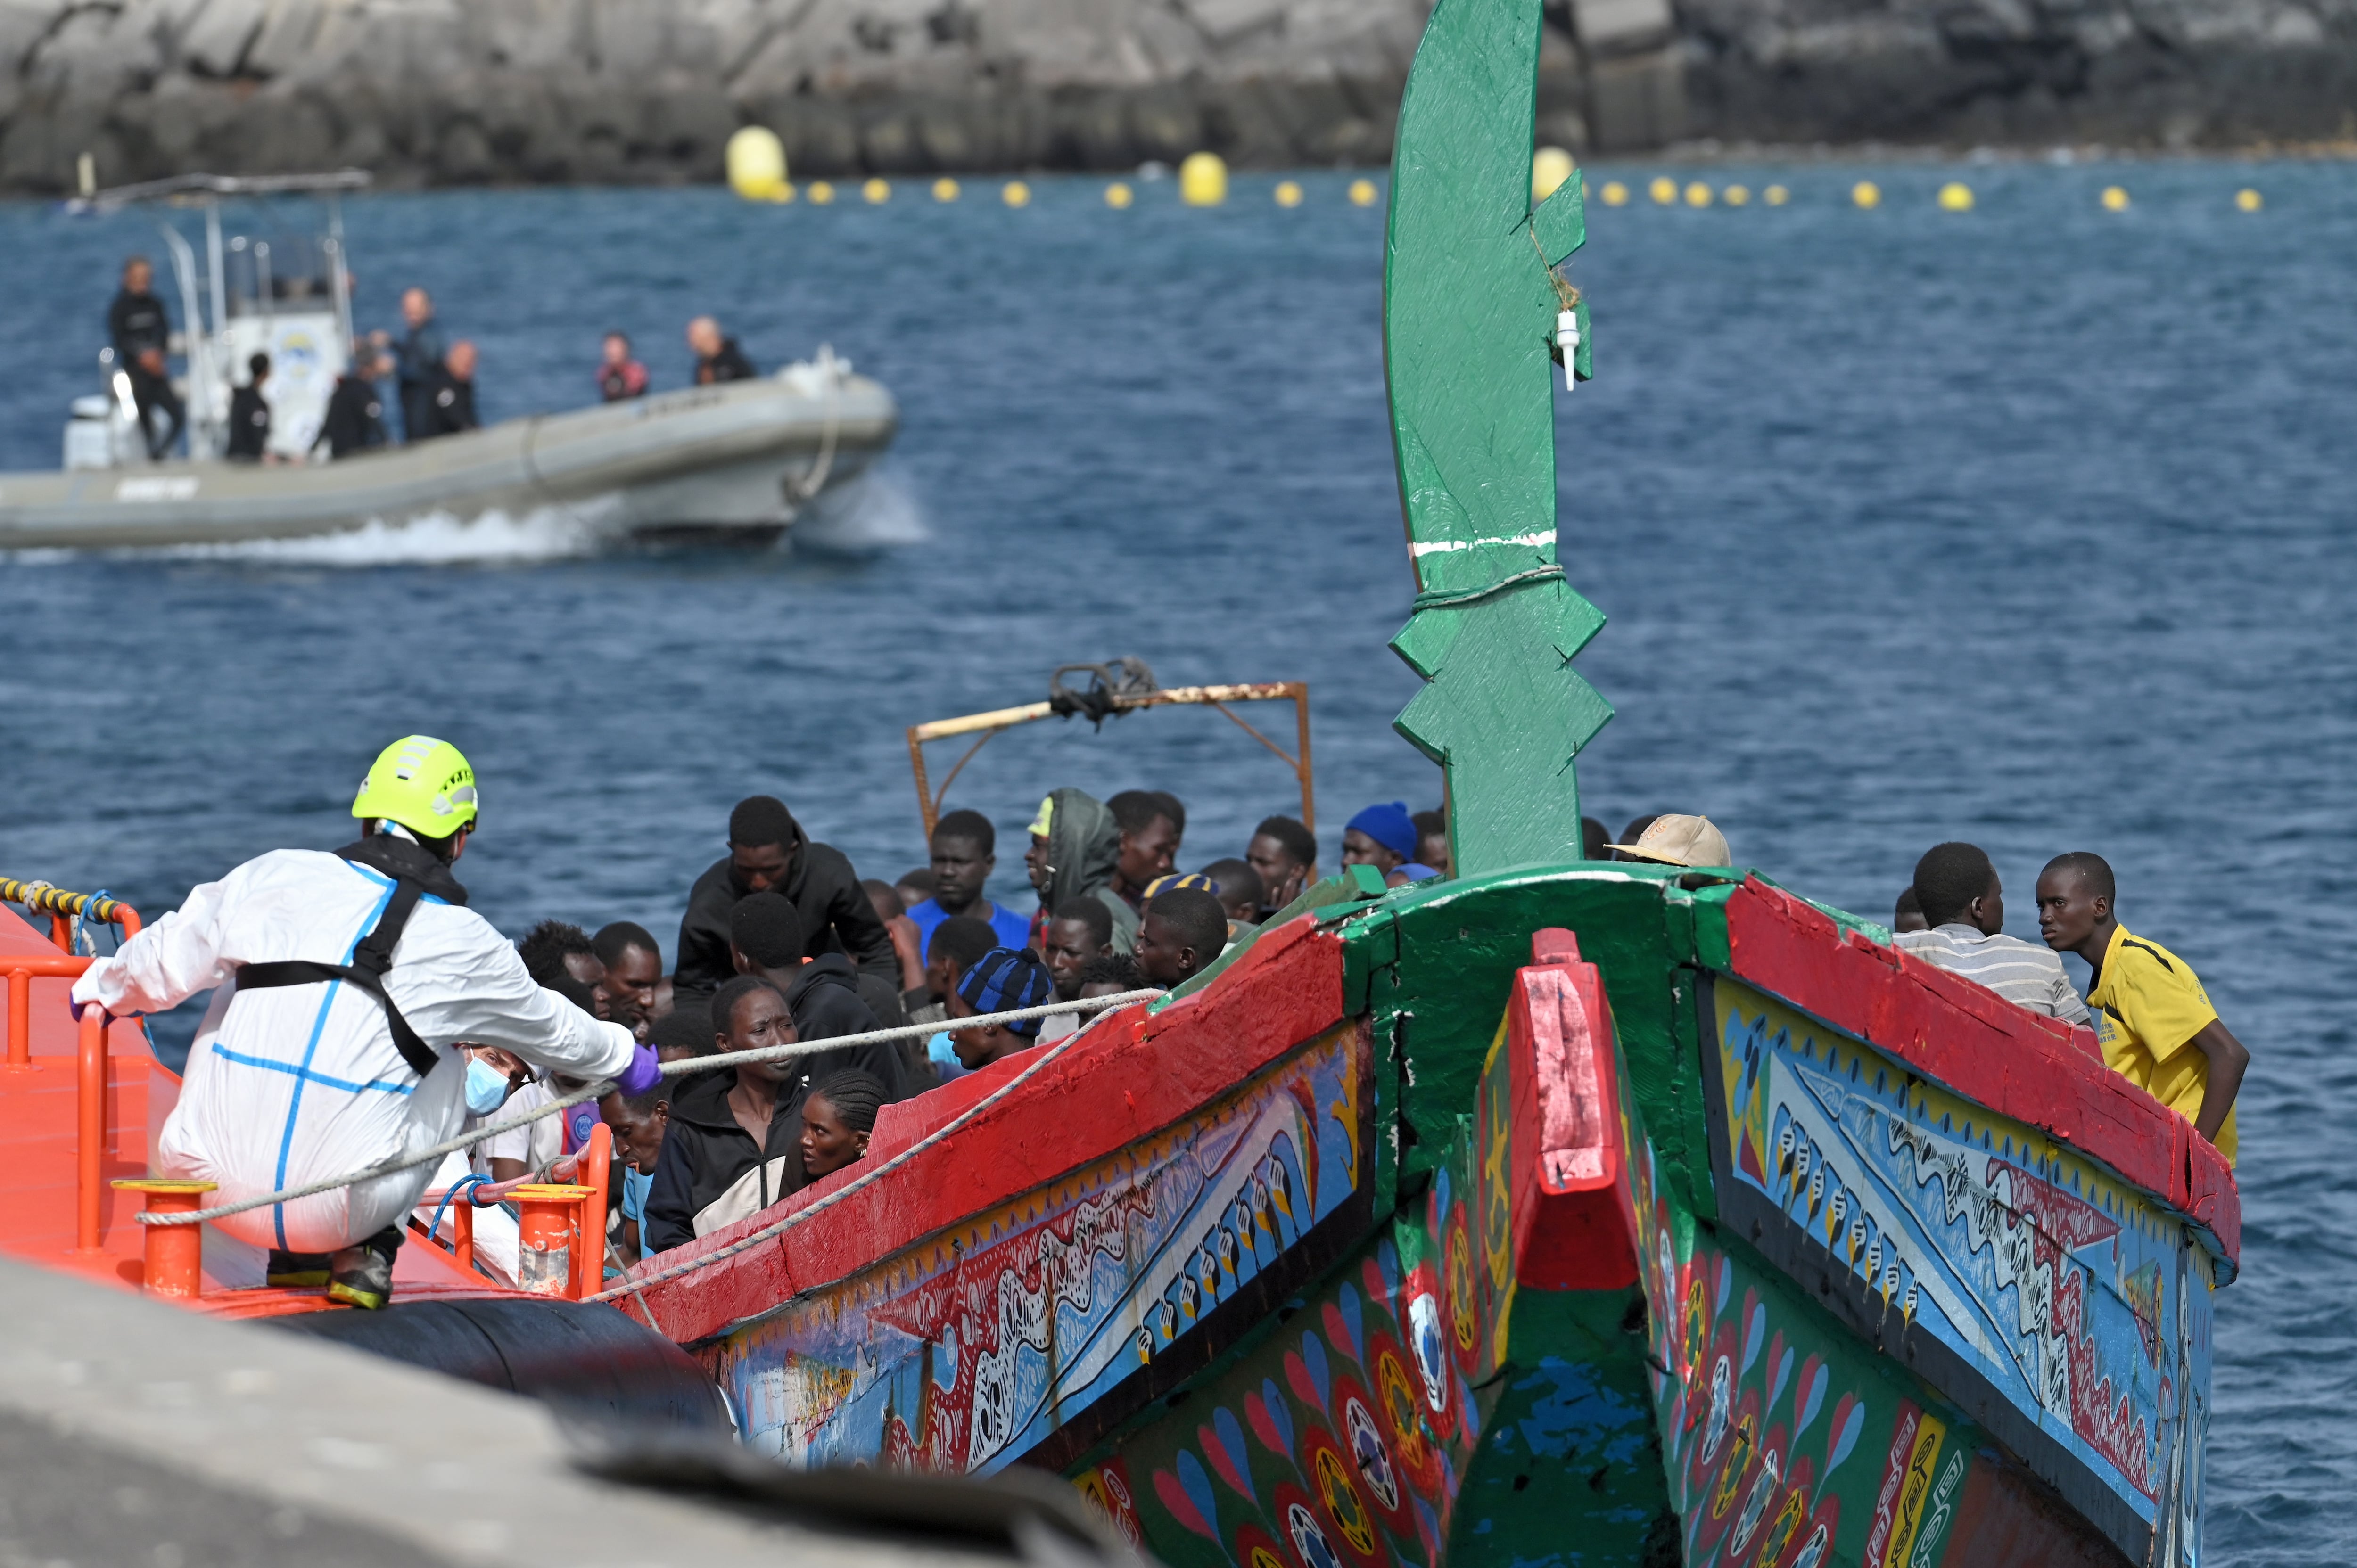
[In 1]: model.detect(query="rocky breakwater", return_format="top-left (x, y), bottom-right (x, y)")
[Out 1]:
top-left (0, 0), bottom-right (2349, 192)
top-left (1677, 0), bottom-right (2357, 149)
top-left (0, 0), bottom-right (1441, 189)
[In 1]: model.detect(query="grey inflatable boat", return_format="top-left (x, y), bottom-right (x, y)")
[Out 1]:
top-left (0, 357), bottom-right (897, 551)
top-left (5, 170), bottom-right (896, 552)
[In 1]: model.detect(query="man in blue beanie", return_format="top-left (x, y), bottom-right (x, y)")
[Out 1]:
top-left (948, 947), bottom-right (1057, 1071)
top-left (1343, 802), bottom-right (1419, 878)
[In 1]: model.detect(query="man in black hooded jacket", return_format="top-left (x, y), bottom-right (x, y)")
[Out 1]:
top-left (728, 891), bottom-right (911, 1105)
top-left (674, 796), bottom-right (896, 1005)
top-left (642, 911), bottom-right (913, 1256)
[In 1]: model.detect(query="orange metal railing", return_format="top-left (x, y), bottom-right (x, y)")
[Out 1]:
top-left (420, 1121), bottom-right (615, 1302)
top-left (0, 886), bottom-right (146, 1263)
top-left (0, 956), bottom-right (144, 1257)
top-left (1, 880), bottom-right (143, 952)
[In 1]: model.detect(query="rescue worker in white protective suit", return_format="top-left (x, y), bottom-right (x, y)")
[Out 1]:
top-left (69, 735), bottom-right (662, 1308)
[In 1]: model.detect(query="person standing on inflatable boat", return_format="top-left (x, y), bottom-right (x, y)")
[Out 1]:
top-left (67, 736), bottom-right (660, 1309)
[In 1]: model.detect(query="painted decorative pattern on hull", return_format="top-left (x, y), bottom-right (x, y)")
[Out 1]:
top-left (1701, 979), bottom-right (2212, 1561)
top-left (709, 1020), bottom-right (1372, 1470)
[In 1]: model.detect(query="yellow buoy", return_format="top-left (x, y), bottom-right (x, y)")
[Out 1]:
top-left (1852, 180), bottom-right (1881, 209)
top-left (1274, 179), bottom-right (1304, 208)
top-left (725, 125), bottom-right (788, 201)
top-left (2235, 187), bottom-right (2263, 212)
top-left (1002, 180), bottom-right (1031, 207)
top-left (1600, 180), bottom-right (1629, 206)
top-left (1105, 181), bottom-right (1135, 209)
top-left (1684, 181), bottom-right (1712, 208)
top-left (1724, 184), bottom-right (1750, 206)
top-left (1937, 181), bottom-right (1974, 212)
top-left (932, 177), bottom-right (961, 202)
top-left (1532, 145), bottom-right (1576, 202)
top-left (863, 177), bottom-right (890, 204)
top-left (1179, 151), bottom-right (1228, 207)
top-left (1348, 178), bottom-right (1378, 207)
top-left (2101, 185), bottom-right (2130, 212)
top-left (808, 180), bottom-right (836, 205)
top-left (1764, 184), bottom-right (1789, 205)
top-left (1649, 175), bottom-right (1677, 205)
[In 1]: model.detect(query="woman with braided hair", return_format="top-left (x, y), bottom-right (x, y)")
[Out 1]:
top-left (799, 1067), bottom-right (886, 1179)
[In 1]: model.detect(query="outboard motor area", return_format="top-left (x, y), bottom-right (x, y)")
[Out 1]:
top-left (63, 390), bottom-right (138, 470)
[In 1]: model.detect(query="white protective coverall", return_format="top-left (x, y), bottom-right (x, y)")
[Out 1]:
top-left (71, 847), bottom-right (634, 1256)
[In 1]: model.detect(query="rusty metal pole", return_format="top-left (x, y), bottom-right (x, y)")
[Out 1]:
top-left (1293, 684), bottom-right (1316, 830)
top-left (907, 725), bottom-right (937, 840)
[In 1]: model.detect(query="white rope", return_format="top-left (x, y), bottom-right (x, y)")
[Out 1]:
top-left (585, 995), bottom-right (1118, 1306)
top-left (137, 990), bottom-right (1162, 1227)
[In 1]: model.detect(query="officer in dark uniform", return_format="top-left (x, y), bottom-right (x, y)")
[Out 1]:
top-left (107, 256), bottom-right (182, 460)
top-left (688, 315), bottom-right (756, 384)
top-left (313, 348), bottom-right (390, 460)
top-left (225, 352), bottom-right (272, 461)
top-left (413, 339), bottom-right (480, 441)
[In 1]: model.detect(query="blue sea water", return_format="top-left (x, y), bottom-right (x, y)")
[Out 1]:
top-left (0, 161), bottom-right (2349, 1561)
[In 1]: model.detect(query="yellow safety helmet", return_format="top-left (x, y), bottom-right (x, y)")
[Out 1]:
top-left (351, 735), bottom-right (479, 838)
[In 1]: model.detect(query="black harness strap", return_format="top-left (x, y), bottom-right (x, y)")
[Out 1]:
top-left (238, 878), bottom-right (438, 1080)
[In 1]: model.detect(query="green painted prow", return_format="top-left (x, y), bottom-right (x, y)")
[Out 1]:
top-left (1383, 0), bottom-right (1607, 879)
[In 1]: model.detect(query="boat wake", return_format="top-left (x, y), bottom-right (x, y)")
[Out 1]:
top-left (10, 470), bottom-right (925, 567)
top-left (792, 469), bottom-right (930, 556)
top-left (144, 501), bottom-right (620, 566)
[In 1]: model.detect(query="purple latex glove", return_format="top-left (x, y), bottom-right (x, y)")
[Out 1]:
top-left (68, 995), bottom-right (90, 1023)
top-left (613, 1041), bottom-right (662, 1098)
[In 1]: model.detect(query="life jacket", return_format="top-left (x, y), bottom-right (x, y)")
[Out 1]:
top-left (230, 837), bottom-right (466, 1080)
top-left (598, 360), bottom-right (647, 401)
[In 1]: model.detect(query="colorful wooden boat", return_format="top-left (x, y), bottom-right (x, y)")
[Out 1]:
top-left (0, 0), bottom-right (2236, 1559)
top-left (607, 0), bottom-right (2238, 1562)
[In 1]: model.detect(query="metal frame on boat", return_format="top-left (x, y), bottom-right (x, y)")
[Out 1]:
top-left (907, 663), bottom-right (1314, 837)
top-left (66, 169), bottom-right (370, 463)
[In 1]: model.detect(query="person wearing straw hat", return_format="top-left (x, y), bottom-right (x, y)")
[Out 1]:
top-left (1606, 813), bottom-right (1735, 868)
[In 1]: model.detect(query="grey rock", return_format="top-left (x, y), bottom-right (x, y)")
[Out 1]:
top-left (4, 0), bottom-right (2353, 192)
top-left (179, 0), bottom-right (269, 76)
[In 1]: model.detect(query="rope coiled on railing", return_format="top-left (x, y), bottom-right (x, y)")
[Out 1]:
top-left (1, 878), bottom-right (136, 927)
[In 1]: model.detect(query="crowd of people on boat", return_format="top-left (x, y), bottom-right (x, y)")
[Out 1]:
top-left (104, 256), bottom-right (764, 463)
top-left (63, 731), bottom-right (2249, 1310)
top-left (485, 787), bottom-right (1466, 1268)
top-left (493, 795), bottom-right (2246, 1281)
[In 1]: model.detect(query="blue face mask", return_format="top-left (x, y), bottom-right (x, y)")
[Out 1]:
top-left (464, 1057), bottom-right (513, 1116)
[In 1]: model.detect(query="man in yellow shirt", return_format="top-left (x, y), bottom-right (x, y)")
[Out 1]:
top-left (2036, 853), bottom-right (2248, 1164)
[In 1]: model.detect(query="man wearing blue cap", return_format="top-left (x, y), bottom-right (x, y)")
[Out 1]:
top-left (1343, 802), bottom-right (1419, 878)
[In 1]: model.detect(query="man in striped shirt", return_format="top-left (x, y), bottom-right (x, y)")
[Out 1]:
top-left (1895, 842), bottom-right (2090, 1027)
